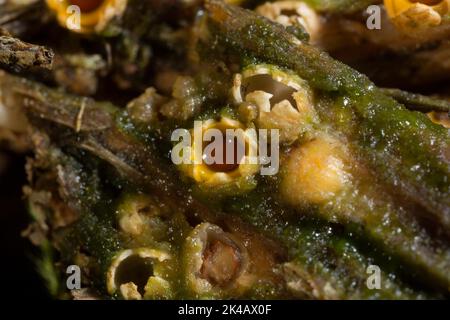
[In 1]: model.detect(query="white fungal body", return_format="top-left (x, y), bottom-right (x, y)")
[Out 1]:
top-left (256, 1), bottom-right (322, 44)
top-left (233, 64), bottom-right (316, 144)
top-left (107, 248), bottom-right (172, 300)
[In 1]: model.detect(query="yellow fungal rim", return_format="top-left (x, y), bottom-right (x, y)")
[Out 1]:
top-left (428, 111), bottom-right (450, 128)
top-left (180, 117), bottom-right (259, 187)
top-left (46, 0), bottom-right (127, 34)
top-left (384, 0), bottom-right (449, 18)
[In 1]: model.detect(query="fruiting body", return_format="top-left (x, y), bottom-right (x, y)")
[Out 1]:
top-left (106, 248), bottom-right (173, 300)
top-left (233, 64), bottom-right (316, 144)
top-left (183, 223), bottom-right (250, 298)
top-left (281, 136), bottom-right (350, 205)
top-left (384, 0), bottom-right (450, 37)
top-left (46, 0), bottom-right (127, 34)
top-left (177, 116), bottom-right (259, 195)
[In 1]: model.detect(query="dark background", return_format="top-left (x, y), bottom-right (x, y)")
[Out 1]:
top-left (0, 151), bottom-right (49, 299)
